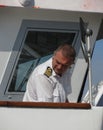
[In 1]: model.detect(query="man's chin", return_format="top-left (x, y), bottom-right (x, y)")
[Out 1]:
top-left (55, 71), bottom-right (62, 76)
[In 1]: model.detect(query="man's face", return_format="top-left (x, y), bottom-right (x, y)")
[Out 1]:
top-left (52, 51), bottom-right (74, 76)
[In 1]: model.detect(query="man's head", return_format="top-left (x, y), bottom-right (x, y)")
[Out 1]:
top-left (52, 43), bottom-right (76, 76)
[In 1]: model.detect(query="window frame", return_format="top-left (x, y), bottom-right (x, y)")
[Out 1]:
top-left (0, 20), bottom-right (80, 101)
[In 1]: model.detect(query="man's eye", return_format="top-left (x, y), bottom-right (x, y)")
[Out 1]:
top-left (57, 62), bottom-right (62, 65)
top-left (56, 60), bottom-right (60, 64)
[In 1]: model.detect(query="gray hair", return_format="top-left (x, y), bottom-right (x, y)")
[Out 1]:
top-left (54, 43), bottom-right (76, 61)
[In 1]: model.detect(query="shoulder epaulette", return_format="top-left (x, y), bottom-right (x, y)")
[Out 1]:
top-left (44, 66), bottom-right (52, 78)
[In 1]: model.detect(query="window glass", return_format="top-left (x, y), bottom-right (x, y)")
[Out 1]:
top-left (8, 30), bottom-right (75, 92)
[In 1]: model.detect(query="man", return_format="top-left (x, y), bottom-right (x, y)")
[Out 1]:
top-left (23, 43), bottom-right (76, 102)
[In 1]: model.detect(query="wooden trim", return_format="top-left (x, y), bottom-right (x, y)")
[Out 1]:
top-left (0, 101), bottom-right (91, 109)
top-left (0, 5), bottom-right (6, 7)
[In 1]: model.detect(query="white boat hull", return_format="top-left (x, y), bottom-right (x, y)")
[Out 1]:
top-left (0, 105), bottom-right (102, 130)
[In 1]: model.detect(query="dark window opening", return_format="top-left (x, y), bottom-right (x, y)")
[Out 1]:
top-left (8, 30), bottom-right (75, 92)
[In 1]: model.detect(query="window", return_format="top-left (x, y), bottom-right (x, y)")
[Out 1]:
top-left (8, 30), bottom-right (75, 92)
top-left (0, 20), bottom-right (80, 101)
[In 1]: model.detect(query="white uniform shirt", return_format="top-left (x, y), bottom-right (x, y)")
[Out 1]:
top-left (23, 58), bottom-right (72, 102)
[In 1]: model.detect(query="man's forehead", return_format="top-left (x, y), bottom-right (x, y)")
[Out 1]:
top-left (55, 53), bottom-right (71, 64)
top-left (55, 51), bottom-right (69, 59)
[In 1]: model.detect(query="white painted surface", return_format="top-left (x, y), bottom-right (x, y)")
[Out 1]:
top-left (0, 0), bottom-right (103, 13)
top-left (0, 106), bottom-right (102, 130)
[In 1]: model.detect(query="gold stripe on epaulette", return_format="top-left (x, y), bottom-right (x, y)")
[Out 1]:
top-left (44, 66), bottom-right (52, 78)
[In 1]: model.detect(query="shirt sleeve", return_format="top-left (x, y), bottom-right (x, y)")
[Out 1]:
top-left (23, 74), bottom-right (54, 102)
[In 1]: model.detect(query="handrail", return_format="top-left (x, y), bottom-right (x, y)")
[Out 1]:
top-left (0, 101), bottom-right (91, 109)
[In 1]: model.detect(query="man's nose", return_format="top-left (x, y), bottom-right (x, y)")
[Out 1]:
top-left (57, 64), bottom-right (63, 69)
